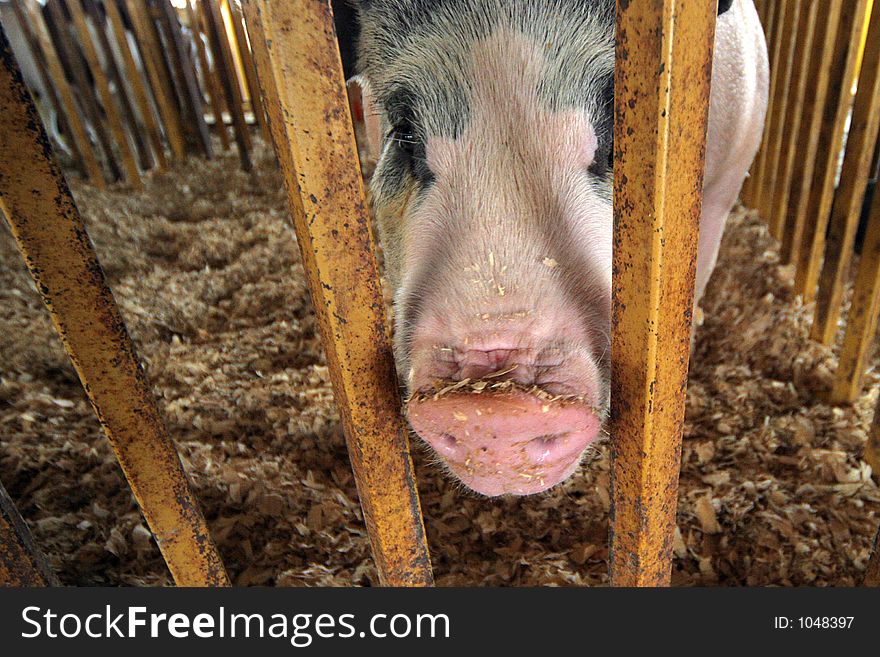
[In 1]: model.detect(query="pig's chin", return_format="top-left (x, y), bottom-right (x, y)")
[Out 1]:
top-left (448, 447), bottom-right (587, 497)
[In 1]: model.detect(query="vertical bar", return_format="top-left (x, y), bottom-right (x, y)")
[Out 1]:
top-left (750, 0), bottom-right (788, 213)
top-left (759, 0), bottom-right (801, 229)
top-left (242, 0), bottom-right (432, 586)
top-left (227, 0), bottom-right (268, 141)
top-left (154, 0), bottom-right (212, 157)
top-left (103, 0), bottom-right (168, 170)
top-left (610, 0), bottom-right (716, 586)
top-left (202, 0), bottom-right (251, 170)
top-left (812, 2), bottom-right (880, 345)
top-left (866, 526), bottom-right (880, 587)
top-left (865, 396), bottom-right (880, 490)
top-left (83, 0), bottom-right (153, 171)
top-left (125, 0), bottom-right (187, 160)
top-left (780, 0), bottom-right (843, 265)
top-left (768, 0), bottom-right (817, 239)
top-left (0, 28), bottom-right (229, 587)
top-left (186, 0), bottom-right (230, 150)
top-left (20, 0), bottom-right (105, 187)
top-left (742, 0), bottom-right (777, 205)
top-left (794, 0), bottom-right (870, 301)
top-left (8, 0), bottom-right (86, 178)
top-left (66, 0), bottom-right (142, 186)
top-left (45, 0), bottom-right (121, 181)
top-left (0, 481), bottom-right (58, 586)
top-left (829, 188), bottom-right (880, 403)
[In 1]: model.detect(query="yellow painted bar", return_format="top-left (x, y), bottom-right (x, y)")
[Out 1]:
top-left (104, 0), bottom-right (168, 171)
top-left (9, 0), bottom-right (86, 178)
top-left (759, 0), bottom-right (801, 230)
top-left (0, 30), bottom-right (228, 587)
top-left (830, 185), bottom-right (880, 403)
top-left (781, 0), bottom-right (843, 266)
top-left (751, 0), bottom-right (787, 213)
top-left (227, 0), bottom-right (269, 142)
top-left (125, 0), bottom-right (188, 161)
top-left (242, 0), bottom-right (433, 587)
top-left (794, 0), bottom-right (871, 301)
top-left (769, 0), bottom-right (817, 240)
top-left (865, 396), bottom-right (880, 486)
top-left (187, 0), bottom-right (230, 151)
top-left (0, 480), bottom-right (58, 586)
top-left (812, 2), bottom-right (880, 345)
top-left (203, 0), bottom-right (251, 170)
top-left (742, 0), bottom-right (777, 205)
top-left (66, 0), bottom-right (142, 187)
top-left (610, 0), bottom-right (715, 587)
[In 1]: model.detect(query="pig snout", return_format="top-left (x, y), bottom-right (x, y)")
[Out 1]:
top-left (406, 339), bottom-right (603, 497)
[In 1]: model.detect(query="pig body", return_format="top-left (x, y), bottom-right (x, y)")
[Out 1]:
top-left (351, 0), bottom-right (768, 496)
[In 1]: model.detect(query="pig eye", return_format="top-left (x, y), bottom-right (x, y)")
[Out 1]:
top-left (388, 125), bottom-right (419, 157)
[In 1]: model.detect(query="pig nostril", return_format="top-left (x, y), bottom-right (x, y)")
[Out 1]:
top-left (525, 433), bottom-right (564, 463)
top-left (438, 433), bottom-right (458, 450)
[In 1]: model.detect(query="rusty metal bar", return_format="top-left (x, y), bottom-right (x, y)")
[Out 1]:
top-left (242, 0), bottom-right (432, 586)
top-left (227, 0), bottom-right (268, 142)
top-left (83, 0), bottom-right (153, 172)
top-left (0, 480), bottom-right (58, 586)
top-left (780, 0), bottom-right (843, 265)
top-left (812, 2), bottom-right (880, 345)
top-left (45, 0), bottom-right (121, 180)
top-left (125, 0), bottom-right (187, 161)
top-left (66, 0), bottom-right (142, 186)
top-left (103, 0), bottom-right (168, 170)
top-left (186, 0), bottom-right (229, 150)
top-left (0, 28), bottom-right (229, 586)
top-left (610, 0), bottom-right (715, 587)
top-left (750, 0), bottom-right (787, 213)
top-left (155, 0), bottom-right (212, 157)
top-left (759, 0), bottom-right (801, 229)
top-left (866, 525), bottom-right (880, 587)
top-left (794, 0), bottom-right (870, 301)
top-left (829, 184), bottom-right (880, 403)
top-left (742, 0), bottom-right (777, 205)
top-left (8, 0), bottom-right (86, 178)
top-left (202, 0), bottom-right (250, 170)
top-left (19, 0), bottom-right (105, 186)
top-left (769, 0), bottom-right (824, 243)
top-left (866, 394), bottom-right (880, 488)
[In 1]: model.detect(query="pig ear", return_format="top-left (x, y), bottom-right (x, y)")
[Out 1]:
top-left (347, 75), bottom-right (384, 163)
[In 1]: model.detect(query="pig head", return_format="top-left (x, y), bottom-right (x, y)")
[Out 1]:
top-left (350, 0), bottom-right (768, 496)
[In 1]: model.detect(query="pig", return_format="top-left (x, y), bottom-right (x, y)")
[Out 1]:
top-left (344, 0), bottom-right (768, 496)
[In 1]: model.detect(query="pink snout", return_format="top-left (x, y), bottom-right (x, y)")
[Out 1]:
top-left (407, 390), bottom-right (600, 496)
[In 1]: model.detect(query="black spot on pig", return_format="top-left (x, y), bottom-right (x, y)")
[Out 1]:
top-left (718, 0), bottom-right (734, 15)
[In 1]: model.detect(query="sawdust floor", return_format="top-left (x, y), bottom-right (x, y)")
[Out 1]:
top-left (1, 143), bottom-right (878, 586)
